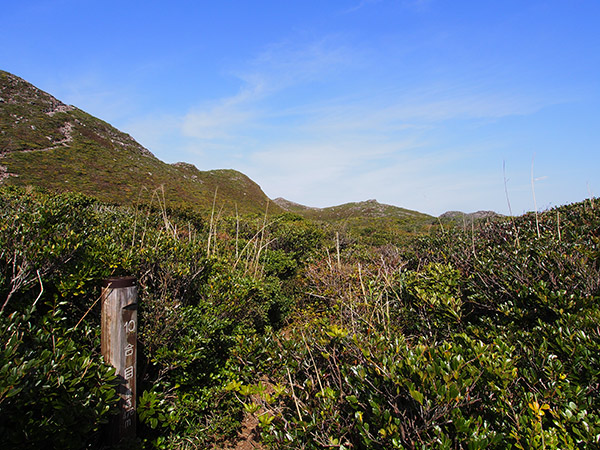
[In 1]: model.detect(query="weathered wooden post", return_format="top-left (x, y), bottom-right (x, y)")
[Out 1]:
top-left (101, 276), bottom-right (137, 444)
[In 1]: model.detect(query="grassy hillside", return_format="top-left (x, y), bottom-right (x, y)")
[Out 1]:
top-left (1, 70), bottom-right (445, 231)
top-left (439, 209), bottom-right (504, 224)
top-left (0, 70), bottom-right (278, 215)
top-left (275, 197), bottom-right (436, 244)
top-left (275, 197), bottom-right (432, 221)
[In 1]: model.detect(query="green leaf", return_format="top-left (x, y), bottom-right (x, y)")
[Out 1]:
top-left (410, 388), bottom-right (424, 405)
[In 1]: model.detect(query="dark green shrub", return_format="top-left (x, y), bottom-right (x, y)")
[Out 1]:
top-left (0, 306), bottom-right (119, 449)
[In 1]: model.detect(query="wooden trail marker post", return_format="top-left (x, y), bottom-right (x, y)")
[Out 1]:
top-left (101, 276), bottom-right (138, 444)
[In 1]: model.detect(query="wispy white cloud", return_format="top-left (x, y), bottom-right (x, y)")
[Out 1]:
top-left (342, 0), bottom-right (383, 14)
top-left (238, 134), bottom-right (431, 206)
top-left (122, 113), bottom-right (181, 156)
top-left (181, 92), bottom-right (258, 140)
top-left (343, 0), bottom-right (432, 15)
top-left (284, 88), bottom-right (547, 139)
top-left (51, 71), bottom-right (139, 123)
top-left (239, 130), bottom-right (500, 214)
top-left (126, 33), bottom-right (577, 214)
top-left (401, 0), bottom-right (435, 12)
top-left (238, 35), bottom-right (363, 92)
top-left (175, 36), bottom-right (362, 142)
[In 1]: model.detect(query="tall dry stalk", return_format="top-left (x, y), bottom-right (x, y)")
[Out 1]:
top-left (207, 187), bottom-right (218, 256)
top-left (531, 156), bottom-right (540, 238)
top-left (335, 232), bottom-right (341, 271)
top-left (235, 203), bottom-right (240, 260)
top-left (471, 219), bottom-right (477, 260)
top-left (437, 216), bottom-right (445, 234)
top-left (133, 185), bottom-right (177, 257)
top-left (253, 200), bottom-right (270, 276)
top-left (503, 160), bottom-right (520, 247)
top-left (232, 204), bottom-right (280, 277)
top-left (129, 186), bottom-right (149, 252)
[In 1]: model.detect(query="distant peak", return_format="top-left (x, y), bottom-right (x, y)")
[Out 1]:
top-left (0, 70), bottom-right (72, 115)
top-left (172, 161), bottom-right (199, 170)
top-left (439, 210), bottom-right (503, 220)
top-left (273, 197), bottom-right (322, 212)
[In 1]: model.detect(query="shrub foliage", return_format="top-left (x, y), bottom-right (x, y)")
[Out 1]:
top-left (1, 186), bottom-right (599, 449)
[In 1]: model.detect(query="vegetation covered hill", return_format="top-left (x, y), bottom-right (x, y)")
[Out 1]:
top-left (1, 70), bottom-right (443, 229)
top-left (274, 197), bottom-right (431, 221)
top-left (274, 197), bottom-right (436, 244)
top-left (439, 210), bottom-right (504, 223)
top-left (0, 70), bottom-right (277, 215)
top-left (1, 185), bottom-right (598, 449)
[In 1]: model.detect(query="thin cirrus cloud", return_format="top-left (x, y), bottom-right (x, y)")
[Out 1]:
top-left (183, 32), bottom-right (552, 136)
top-left (166, 37), bottom-right (364, 151)
top-left (239, 131), bottom-right (496, 212)
top-left (125, 31), bottom-right (576, 214)
top-left (181, 94), bottom-right (258, 141)
top-left (241, 35), bottom-right (362, 90)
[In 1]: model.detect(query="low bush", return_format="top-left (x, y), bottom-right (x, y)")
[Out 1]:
top-left (1, 186), bottom-right (598, 449)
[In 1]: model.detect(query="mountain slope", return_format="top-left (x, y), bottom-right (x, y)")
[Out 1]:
top-left (274, 197), bottom-right (432, 221)
top-left (274, 197), bottom-right (435, 242)
top-left (439, 210), bottom-right (504, 223)
top-left (273, 197), bottom-right (322, 214)
top-left (0, 70), bottom-right (278, 215)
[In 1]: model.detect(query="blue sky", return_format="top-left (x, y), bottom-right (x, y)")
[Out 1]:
top-left (3, 0), bottom-right (599, 215)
